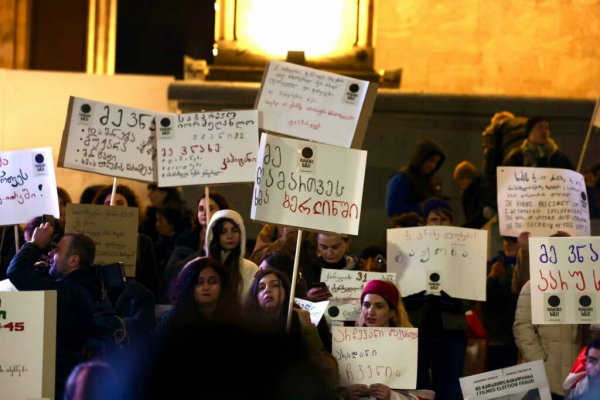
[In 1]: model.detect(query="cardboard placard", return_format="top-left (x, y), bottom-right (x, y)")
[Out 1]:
top-left (332, 327), bottom-right (418, 389)
top-left (460, 360), bottom-right (551, 399)
top-left (320, 269), bottom-right (396, 321)
top-left (0, 291), bottom-right (57, 400)
top-left (294, 298), bottom-right (329, 326)
top-left (530, 236), bottom-right (600, 324)
top-left (254, 60), bottom-right (378, 149)
top-left (59, 97), bottom-right (164, 182)
top-left (387, 227), bottom-right (488, 301)
top-left (155, 110), bottom-right (259, 186)
top-left (0, 148), bottom-right (59, 225)
top-left (65, 203), bottom-right (139, 277)
top-left (250, 133), bottom-right (367, 235)
top-left (497, 167), bottom-right (590, 237)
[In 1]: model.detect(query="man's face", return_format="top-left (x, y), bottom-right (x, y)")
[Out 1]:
top-left (426, 211), bottom-right (452, 226)
top-left (421, 155), bottom-right (441, 176)
top-left (586, 348), bottom-right (600, 384)
top-left (528, 120), bottom-right (550, 145)
top-left (48, 236), bottom-right (74, 279)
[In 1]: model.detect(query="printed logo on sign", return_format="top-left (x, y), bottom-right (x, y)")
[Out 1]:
top-left (31, 152), bottom-right (48, 177)
top-left (77, 102), bottom-right (93, 124)
top-left (581, 191), bottom-right (588, 210)
top-left (426, 271), bottom-right (442, 294)
top-left (575, 293), bottom-right (595, 323)
top-left (297, 145), bottom-right (318, 174)
top-left (342, 81), bottom-right (362, 105)
top-left (159, 117), bottom-right (173, 139)
top-left (543, 293), bottom-right (565, 323)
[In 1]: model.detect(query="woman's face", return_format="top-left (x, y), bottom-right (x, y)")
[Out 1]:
top-left (361, 294), bottom-right (395, 328)
top-left (198, 198), bottom-right (219, 227)
top-left (104, 193), bottom-right (128, 206)
top-left (155, 213), bottom-right (175, 237)
top-left (194, 267), bottom-right (221, 304)
top-left (258, 273), bottom-right (285, 314)
top-left (219, 220), bottom-right (240, 251)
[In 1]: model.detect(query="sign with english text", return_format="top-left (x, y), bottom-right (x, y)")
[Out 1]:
top-left (497, 167), bottom-right (590, 237)
top-left (59, 96), bottom-right (164, 182)
top-left (530, 236), bottom-right (600, 324)
top-left (155, 110), bottom-right (259, 186)
top-left (0, 148), bottom-right (59, 225)
top-left (387, 227), bottom-right (488, 301)
top-left (332, 327), bottom-right (418, 389)
top-left (255, 60), bottom-right (378, 149)
top-left (0, 291), bottom-right (57, 400)
top-left (250, 133), bottom-right (367, 235)
top-left (320, 269), bottom-right (396, 321)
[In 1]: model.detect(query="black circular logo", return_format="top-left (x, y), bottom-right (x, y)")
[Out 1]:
top-left (301, 147), bottom-right (313, 159)
top-left (582, 192), bottom-right (587, 202)
top-left (328, 306), bottom-right (340, 318)
top-left (548, 295), bottom-right (561, 307)
top-left (430, 273), bottom-right (440, 283)
top-left (160, 118), bottom-right (171, 128)
top-left (80, 104), bottom-right (91, 113)
top-left (35, 154), bottom-right (44, 164)
top-left (349, 83), bottom-right (360, 93)
top-left (580, 295), bottom-right (592, 307)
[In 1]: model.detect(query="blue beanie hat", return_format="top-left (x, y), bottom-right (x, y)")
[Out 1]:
top-left (423, 198), bottom-right (452, 220)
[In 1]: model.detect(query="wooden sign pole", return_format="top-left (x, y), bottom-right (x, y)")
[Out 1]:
top-left (110, 177), bottom-right (118, 206)
top-left (286, 229), bottom-right (303, 332)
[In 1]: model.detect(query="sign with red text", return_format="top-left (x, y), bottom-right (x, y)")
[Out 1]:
top-left (0, 148), bottom-right (59, 225)
top-left (460, 360), bottom-right (551, 399)
top-left (0, 291), bottom-right (57, 400)
top-left (321, 269), bottom-right (396, 321)
top-left (59, 96), bottom-right (162, 182)
top-left (530, 236), bottom-right (600, 324)
top-left (387, 227), bottom-right (488, 301)
top-left (155, 110), bottom-right (258, 186)
top-left (332, 327), bottom-right (418, 389)
top-left (251, 133), bottom-right (367, 235)
top-left (497, 167), bottom-right (590, 237)
top-left (255, 60), bottom-right (378, 149)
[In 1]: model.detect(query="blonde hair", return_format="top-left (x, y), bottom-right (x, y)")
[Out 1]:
top-left (356, 291), bottom-right (413, 328)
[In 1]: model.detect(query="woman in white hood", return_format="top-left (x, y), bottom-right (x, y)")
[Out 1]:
top-left (206, 210), bottom-right (258, 297)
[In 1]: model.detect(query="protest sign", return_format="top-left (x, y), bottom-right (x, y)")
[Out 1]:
top-left (59, 97), bottom-right (163, 182)
top-left (0, 291), bottom-right (57, 400)
top-left (0, 148), bottom-right (59, 226)
top-left (250, 133), bottom-right (367, 235)
top-left (294, 298), bottom-right (329, 325)
top-left (332, 327), bottom-right (418, 389)
top-left (387, 227), bottom-right (488, 301)
top-left (530, 236), bottom-right (600, 324)
top-left (497, 167), bottom-right (590, 237)
top-left (155, 110), bottom-right (259, 186)
top-left (65, 203), bottom-right (139, 277)
top-left (460, 360), bottom-right (551, 399)
top-left (320, 269), bottom-right (396, 321)
top-left (255, 60), bottom-right (378, 148)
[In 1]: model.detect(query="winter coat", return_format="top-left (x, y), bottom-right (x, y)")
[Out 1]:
top-left (205, 210), bottom-right (258, 298)
top-left (503, 139), bottom-right (575, 171)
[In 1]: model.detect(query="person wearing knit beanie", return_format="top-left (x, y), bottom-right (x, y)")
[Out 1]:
top-left (357, 280), bottom-right (412, 328)
top-left (422, 198), bottom-right (453, 226)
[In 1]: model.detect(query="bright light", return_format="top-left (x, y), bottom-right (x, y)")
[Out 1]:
top-left (240, 0), bottom-right (355, 58)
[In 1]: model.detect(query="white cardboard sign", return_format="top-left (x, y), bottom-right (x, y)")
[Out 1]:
top-left (250, 133), bottom-right (367, 235)
top-left (497, 167), bottom-right (590, 237)
top-left (332, 327), bottom-right (418, 389)
top-left (155, 110), bottom-right (259, 186)
top-left (0, 148), bottom-right (59, 225)
top-left (255, 60), bottom-right (377, 148)
top-left (460, 360), bottom-right (551, 399)
top-left (387, 227), bottom-right (488, 301)
top-left (59, 96), bottom-right (163, 182)
top-left (530, 236), bottom-right (600, 324)
top-left (294, 298), bottom-right (329, 326)
top-left (320, 269), bottom-right (396, 321)
top-left (0, 291), bottom-right (57, 400)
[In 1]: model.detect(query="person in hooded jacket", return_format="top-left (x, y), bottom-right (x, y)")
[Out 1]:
top-left (386, 139), bottom-right (446, 218)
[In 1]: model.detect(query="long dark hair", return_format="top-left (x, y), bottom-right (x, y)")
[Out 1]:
top-left (243, 269), bottom-right (291, 331)
top-left (208, 218), bottom-right (243, 294)
top-left (168, 257), bottom-right (240, 323)
top-left (92, 184), bottom-right (141, 208)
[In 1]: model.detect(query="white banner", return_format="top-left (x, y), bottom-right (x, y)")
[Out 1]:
top-left (155, 110), bottom-right (259, 186)
top-left (0, 291), bottom-right (57, 400)
top-left (59, 96), bottom-right (163, 182)
top-left (320, 269), bottom-right (396, 321)
top-left (294, 298), bottom-right (329, 326)
top-left (332, 327), bottom-right (418, 389)
top-left (0, 148), bottom-right (59, 225)
top-left (255, 60), bottom-right (376, 148)
top-left (460, 360), bottom-right (551, 399)
top-left (250, 133), bottom-right (367, 235)
top-left (387, 227), bottom-right (488, 301)
top-left (530, 236), bottom-right (600, 324)
top-left (497, 167), bottom-right (590, 237)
